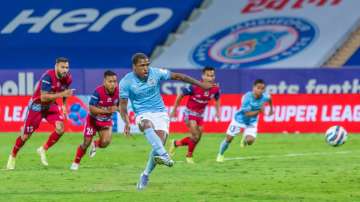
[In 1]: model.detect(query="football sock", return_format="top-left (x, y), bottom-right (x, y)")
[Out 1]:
top-left (43, 131), bottom-right (61, 150)
top-left (143, 149), bottom-right (157, 176)
top-left (219, 139), bottom-right (230, 155)
top-left (186, 138), bottom-right (197, 157)
top-left (74, 145), bottom-right (86, 164)
top-left (144, 128), bottom-right (166, 156)
top-left (11, 136), bottom-right (25, 157)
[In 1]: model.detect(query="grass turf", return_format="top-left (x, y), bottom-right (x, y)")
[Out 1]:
top-left (0, 132), bottom-right (359, 202)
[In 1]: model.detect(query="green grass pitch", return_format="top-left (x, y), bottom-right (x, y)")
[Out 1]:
top-left (0, 132), bottom-right (359, 202)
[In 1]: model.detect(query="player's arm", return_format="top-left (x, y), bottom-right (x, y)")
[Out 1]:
top-left (267, 97), bottom-right (274, 115)
top-left (88, 92), bottom-right (116, 115)
top-left (119, 98), bottom-right (131, 136)
top-left (170, 94), bottom-right (184, 118)
top-left (170, 72), bottom-right (212, 90)
top-left (62, 97), bottom-right (68, 117)
top-left (240, 94), bottom-right (260, 117)
top-left (170, 85), bottom-right (193, 117)
top-left (40, 74), bottom-right (73, 102)
top-left (119, 78), bottom-right (131, 136)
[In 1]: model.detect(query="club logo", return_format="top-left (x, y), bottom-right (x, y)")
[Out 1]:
top-left (192, 17), bottom-right (317, 68)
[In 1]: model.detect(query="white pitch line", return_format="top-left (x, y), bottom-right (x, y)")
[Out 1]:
top-left (174, 151), bottom-right (353, 163)
top-left (224, 151), bottom-right (352, 161)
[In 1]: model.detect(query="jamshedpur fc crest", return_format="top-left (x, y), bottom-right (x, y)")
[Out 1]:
top-left (192, 17), bottom-right (317, 68)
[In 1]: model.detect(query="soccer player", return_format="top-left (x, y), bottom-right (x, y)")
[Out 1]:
top-left (169, 66), bottom-right (220, 163)
top-left (216, 79), bottom-right (273, 162)
top-left (6, 57), bottom-right (73, 170)
top-left (119, 53), bottom-right (212, 190)
top-left (70, 70), bottom-right (119, 171)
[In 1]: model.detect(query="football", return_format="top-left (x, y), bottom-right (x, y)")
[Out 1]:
top-left (325, 125), bottom-right (348, 146)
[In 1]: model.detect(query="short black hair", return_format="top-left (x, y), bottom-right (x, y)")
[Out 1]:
top-left (132, 53), bottom-right (149, 65)
top-left (56, 57), bottom-right (69, 63)
top-left (104, 70), bottom-right (117, 78)
top-left (253, 79), bottom-right (265, 86)
top-left (202, 66), bottom-right (215, 74)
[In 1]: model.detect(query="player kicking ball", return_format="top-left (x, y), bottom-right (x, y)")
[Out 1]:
top-left (6, 57), bottom-right (73, 170)
top-left (216, 79), bottom-right (273, 163)
top-left (70, 71), bottom-right (119, 170)
top-left (169, 66), bottom-right (220, 163)
top-left (119, 53), bottom-right (212, 190)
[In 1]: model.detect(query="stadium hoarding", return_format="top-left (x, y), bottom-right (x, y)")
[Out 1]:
top-left (0, 0), bottom-right (202, 68)
top-left (1, 68), bottom-right (360, 95)
top-left (152, 0), bottom-right (360, 69)
top-left (1, 94), bottom-right (360, 133)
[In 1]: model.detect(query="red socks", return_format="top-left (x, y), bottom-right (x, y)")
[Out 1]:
top-left (11, 136), bottom-right (25, 157)
top-left (175, 137), bottom-right (197, 157)
top-left (74, 146), bottom-right (86, 164)
top-left (43, 131), bottom-right (61, 150)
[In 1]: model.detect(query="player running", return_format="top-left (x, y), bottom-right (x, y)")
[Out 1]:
top-left (6, 57), bottom-right (73, 170)
top-left (70, 70), bottom-right (119, 171)
top-left (216, 79), bottom-right (273, 162)
top-left (169, 66), bottom-right (220, 163)
top-left (119, 53), bottom-right (212, 190)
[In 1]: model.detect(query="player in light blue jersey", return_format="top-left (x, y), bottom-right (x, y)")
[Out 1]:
top-left (216, 79), bottom-right (273, 162)
top-left (119, 53), bottom-right (212, 190)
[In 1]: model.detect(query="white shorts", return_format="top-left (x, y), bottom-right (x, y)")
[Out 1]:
top-left (136, 112), bottom-right (170, 134)
top-left (226, 119), bottom-right (258, 138)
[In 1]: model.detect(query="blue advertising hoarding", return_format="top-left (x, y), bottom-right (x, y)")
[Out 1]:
top-left (0, 0), bottom-right (202, 68)
top-left (1, 68), bottom-right (360, 96)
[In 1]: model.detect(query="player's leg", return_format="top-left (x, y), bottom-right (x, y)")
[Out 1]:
top-left (36, 120), bottom-right (64, 166)
top-left (136, 113), bottom-right (172, 165)
top-left (71, 120), bottom-right (96, 170)
top-left (216, 120), bottom-right (242, 162)
top-left (137, 112), bottom-right (171, 190)
top-left (89, 127), bottom-right (112, 158)
top-left (138, 129), bottom-right (167, 190)
top-left (71, 136), bottom-right (93, 170)
top-left (7, 107), bottom-right (42, 170)
top-left (184, 120), bottom-right (202, 163)
top-left (241, 125), bottom-right (257, 148)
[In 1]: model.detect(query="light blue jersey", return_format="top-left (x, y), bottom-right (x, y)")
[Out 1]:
top-left (234, 91), bottom-right (271, 125)
top-left (119, 67), bottom-right (171, 115)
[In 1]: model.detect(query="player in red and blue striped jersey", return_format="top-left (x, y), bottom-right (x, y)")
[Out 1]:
top-left (70, 70), bottom-right (119, 170)
top-left (169, 67), bottom-right (220, 163)
top-left (6, 57), bottom-right (73, 170)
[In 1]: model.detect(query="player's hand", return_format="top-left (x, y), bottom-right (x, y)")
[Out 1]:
top-left (62, 89), bottom-right (75, 97)
top-left (215, 114), bottom-right (220, 122)
top-left (108, 106), bottom-right (119, 114)
top-left (259, 105), bottom-right (265, 113)
top-left (123, 123), bottom-right (131, 137)
top-left (62, 105), bottom-right (68, 118)
top-left (170, 110), bottom-right (177, 118)
top-left (268, 108), bottom-right (274, 116)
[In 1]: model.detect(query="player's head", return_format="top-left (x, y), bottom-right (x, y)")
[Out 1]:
top-left (202, 66), bottom-right (216, 83)
top-left (132, 53), bottom-right (150, 79)
top-left (253, 79), bottom-right (266, 98)
top-left (103, 70), bottom-right (117, 94)
top-left (55, 57), bottom-right (69, 79)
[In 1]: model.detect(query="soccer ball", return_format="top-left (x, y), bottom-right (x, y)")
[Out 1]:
top-left (325, 125), bottom-right (348, 146)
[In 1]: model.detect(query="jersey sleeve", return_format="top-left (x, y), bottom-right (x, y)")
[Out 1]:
top-left (182, 85), bottom-right (193, 95)
top-left (119, 78), bottom-right (130, 99)
top-left (89, 90), bottom-right (100, 106)
top-left (240, 94), bottom-right (251, 113)
top-left (153, 67), bottom-right (171, 81)
top-left (41, 74), bottom-right (52, 92)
